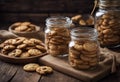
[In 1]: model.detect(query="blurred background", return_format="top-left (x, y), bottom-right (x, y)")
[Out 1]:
top-left (0, 0), bottom-right (94, 28)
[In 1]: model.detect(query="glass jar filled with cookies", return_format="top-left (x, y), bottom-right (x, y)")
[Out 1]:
top-left (69, 27), bottom-right (99, 70)
top-left (45, 16), bottom-right (72, 57)
top-left (95, 0), bottom-right (120, 48)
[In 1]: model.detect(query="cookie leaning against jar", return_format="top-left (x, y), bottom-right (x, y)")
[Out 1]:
top-left (0, 37), bottom-right (46, 58)
top-left (69, 28), bottom-right (99, 70)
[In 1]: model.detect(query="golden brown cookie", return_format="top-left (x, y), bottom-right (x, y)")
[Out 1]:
top-left (15, 26), bottom-right (28, 32)
top-left (80, 55), bottom-right (92, 62)
top-left (28, 49), bottom-right (42, 56)
top-left (17, 44), bottom-right (27, 49)
top-left (20, 52), bottom-right (30, 58)
top-left (36, 45), bottom-right (46, 52)
top-left (83, 41), bottom-right (98, 52)
top-left (74, 44), bottom-right (83, 51)
top-left (3, 45), bottom-right (15, 50)
top-left (23, 63), bottom-right (40, 72)
top-left (9, 49), bottom-right (22, 57)
top-left (69, 47), bottom-right (80, 55)
top-left (36, 66), bottom-right (53, 75)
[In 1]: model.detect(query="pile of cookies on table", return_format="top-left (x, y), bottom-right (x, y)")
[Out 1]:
top-left (0, 37), bottom-right (46, 58)
top-left (23, 63), bottom-right (53, 75)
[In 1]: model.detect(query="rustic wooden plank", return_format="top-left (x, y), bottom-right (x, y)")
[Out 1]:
top-left (40, 70), bottom-right (81, 82)
top-left (0, 60), bottom-right (18, 82)
top-left (10, 66), bottom-right (41, 82)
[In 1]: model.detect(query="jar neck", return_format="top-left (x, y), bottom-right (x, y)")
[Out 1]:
top-left (46, 16), bottom-right (72, 28)
top-left (71, 27), bottom-right (97, 41)
top-left (99, 0), bottom-right (120, 10)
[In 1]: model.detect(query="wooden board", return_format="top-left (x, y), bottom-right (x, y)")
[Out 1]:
top-left (39, 55), bottom-right (112, 82)
top-left (39, 48), bottom-right (120, 82)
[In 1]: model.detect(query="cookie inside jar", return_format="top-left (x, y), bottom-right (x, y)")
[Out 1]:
top-left (45, 16), bottom-right (72, 57)
top-left (0, 37), bottom-right (46, 58)
top-left (69, 27), bottom-right (100, 70)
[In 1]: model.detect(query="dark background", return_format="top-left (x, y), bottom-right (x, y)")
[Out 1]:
top-left (0, 0), bottom-right (94, 28)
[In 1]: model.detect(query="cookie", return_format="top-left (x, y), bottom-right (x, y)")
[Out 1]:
top-left (23, 63), bottom-right (40, 72)
top-left (23, 39), bottom-right (35, 46)
top-left (80, 55), bottom-right (92, 62)
top-left (28, 49), bottom-right (42, 56)
top-left (69, 51), bottom-right (80, 59)
top-left (30, 38), bottom-right (42, 45)
top-left (36, 66), bottom-right (53, 75)
top-left (84, 54), bottom-right (97, 58)
top-left (17, 44), bottom-right (27, 49)
top-left (74, 44), bottom-right (83, 51)
top-left (48, 49), bottom-right (61, 56)
top-left (15, 26), bottom-right (28, 32)
top-left (20, 52), bottom-right (30, 58)
top-left (69, 47), bottom-right (80, 55)
top-left (83, 41), bottom-right (98, 52)
top-left (36, 45), bottom-right (46, 52)
top-left (10, 49), bottom-right (22, 57)
top-left (3, 45), bottom-right (15, 50)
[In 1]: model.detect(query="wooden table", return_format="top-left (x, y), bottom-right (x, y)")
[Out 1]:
top-left (0, 24), bottom-right (120, 82)
top-left (0, 59), bottom-right (120, 82)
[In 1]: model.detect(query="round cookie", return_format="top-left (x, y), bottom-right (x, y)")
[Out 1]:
top-left (17, 44), bottom-right (27, 49)
top-left (28, 49), bottom-right (42, 56)
top-left (36, 45), bottom-right (46, 52)
top-left (83, 41), bottom-right (98, 52)
top-left (20, 52), bottom-right (30, 58)
top-left (36, 66), bottom-right (53, 75)
top-left (74, 44), bottom-right (83, 51)
top-left (3, 45), bottom-right (15, 50)
top-left (23, 63), bottom-right (40, 72)
top-left (80, 55), bottom-right (92, 62)
top-left (9, 49), bottom-right (22, 57)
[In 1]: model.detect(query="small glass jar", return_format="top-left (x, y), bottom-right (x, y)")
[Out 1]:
top-left (95, 0), bottom-right (120, 48)
top-left (45, 16), bottom-right (72, 57)
top-left (69, 27), bottom-right (99, 70)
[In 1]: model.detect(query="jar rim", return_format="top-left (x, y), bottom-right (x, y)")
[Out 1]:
top-left (46, 16), bottom-right (72, 26)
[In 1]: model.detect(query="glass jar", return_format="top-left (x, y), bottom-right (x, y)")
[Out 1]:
top-left (45, 16), bottom-right (72, 57)
top-left (69, 27), bottom-right (99, 70)
top-left (95, 0), bottom-right (120, 48)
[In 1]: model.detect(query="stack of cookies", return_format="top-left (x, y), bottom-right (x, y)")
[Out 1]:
top-left (69, 40), bottom-right (99, 70)
top-left (96, 13), bottom-right (120, 47)
top-left (10, 22), bottom-right (37, 32)
top-left (0, 37), bottom-right (46, 58)
top-left (45, 27), bottom-right (70, 56)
